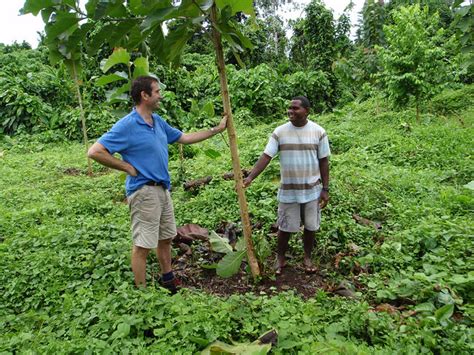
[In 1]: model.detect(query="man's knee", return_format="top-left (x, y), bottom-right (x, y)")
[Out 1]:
top-left (133, 245), bottom-right (151, 258)
top-left (303, 229), bottom-right (316, 236)
top-left (158, 238), bottom-right (173, 247)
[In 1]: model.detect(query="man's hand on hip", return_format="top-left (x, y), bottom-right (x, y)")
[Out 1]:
top-left (126, 163), bottom-right (138, 177)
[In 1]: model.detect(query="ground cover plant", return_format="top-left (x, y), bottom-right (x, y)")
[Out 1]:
top-left (1, 0), bottom-right (473, 352)
top-left (1, 89), bottom-right (472, 353)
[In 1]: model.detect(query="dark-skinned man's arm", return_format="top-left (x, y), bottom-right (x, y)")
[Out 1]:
top-left (243, 153), bottom-right (272, 188)
top-left (318, 157), bottom-right (329, 208)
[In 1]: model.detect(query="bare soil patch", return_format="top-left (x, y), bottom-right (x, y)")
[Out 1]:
top-left (171, 259), bottom-right (327, 299)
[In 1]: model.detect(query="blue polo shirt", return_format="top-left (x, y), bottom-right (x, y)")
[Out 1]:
top-left (98, 108), bottom-right (182, 196)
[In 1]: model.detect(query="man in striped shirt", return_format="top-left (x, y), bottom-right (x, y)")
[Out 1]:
top-left (244, 96), bottom-right (330, 275)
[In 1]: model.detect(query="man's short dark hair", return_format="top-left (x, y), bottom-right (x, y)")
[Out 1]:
top-left (131, 76), bottom-right (159, 105)
top-left (292, 96), bottom-right (311, 109)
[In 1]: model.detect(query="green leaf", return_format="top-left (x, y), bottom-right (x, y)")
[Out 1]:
top-left (435, 304), bottom-right (454, 323)
top-left (125, 26), bottom-right (148, 51)
top-left (106, 82), bottom-right (131, 104)
top-left (215, 0), bottom-right (255, 16)
top-left (235, 237), bottom-right (246, 251)
top-left (196, 0), bottom-right (213, 12)
top-left (130, 0), bottom-right (145, 15)
top-left (160, 22), bottom-right (195, 64)
top-left (278, 339), bottom-right (302, 350)
top-left (106, 1), bottom-right (128, 18)
top-left (450, 274), bottom-right (474, 284)
top-left (96, 72), bottom-right (128, 86)
top-left (201, 340), bottom-right (270, 355)
top-left (112, 322), bottom-right (130, 339)
top-left (232, 50), bottom-right (246, 68)
top-left (149, 26), bottom-right (165, 55)
top-left (177, 0), bottom-right (202, 18)
top-left (200, 263), bottom-right (218, 269)
top-left (414, 302), bottom-right (435, 312)
top-left (456, 6), bottom-right (471, 17)
top-left (141, 6), bottom-right (177, 32)
top-left (202, 101), bottom-right (215, 117)
top-left (85, 0), bottom-right (105, 19)
top-left (85, 0), bottom-right (127, 19)
top-left (45, 12), bottom-right (79, 40)
top-left (87, 21), bottom-right (137, 55)
top-left (190, 99), bottom-right (199, 114)
top-left (133, 57), bottom-right (149, 79)
top-left (41, 8), bottom-right (54, 23)
top-left (189, 336), bottom-right (210, 346)
top-left (208, 231), bottom-right (232, 254)
top-left (21, 0), bottom-right (57, 16)
top-left (102, 48), bottom-right (131, 73)
top-left (64, 59), bottom-right (83, 79)
top-left (437, 289), bottom-right (455, 305)
top-left (202, 148), bottom-right (221, 159)
top-left (217, 250), bottom-right (246, 278)
top-left (463, 181), bottom-right (474, 190)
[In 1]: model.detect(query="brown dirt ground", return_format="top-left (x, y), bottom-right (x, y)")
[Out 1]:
top-left (172, 261), bottom-right (328, 299)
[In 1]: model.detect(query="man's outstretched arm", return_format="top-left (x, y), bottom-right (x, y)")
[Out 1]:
top-left (88, 142), bottom-right (137, 176)
top-left (243, 153), bottom-right (272, 187)
top-left (178, 116), bottom-right (227, 145)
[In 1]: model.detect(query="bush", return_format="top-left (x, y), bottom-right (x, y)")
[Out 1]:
top-left (284, 70), bottom-right (332, 113)
top-left (429, 85), bottom-right (474, 115)
top-left (228, 64), bottom-right (286, 119)
top-left (50, 106), bottom-right (120, 141)
top-left (0, 46), bottom-right (75, 135)
top-left (0, 79), bottom-right (53, 134)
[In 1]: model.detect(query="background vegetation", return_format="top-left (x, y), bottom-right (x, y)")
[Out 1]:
top-left (0, 0), bottom-right (472, 353)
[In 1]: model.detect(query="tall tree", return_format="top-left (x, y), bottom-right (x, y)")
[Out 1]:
top-left (290, 0), bottom-right (337, 73)
top-left (334, 5), bottom-right (353, 58)
top-left (237, 16), bottom-right (288, 67)
top-left (451, 0), bottom-right (473, 83)
top-left (21, 0), bottom-right (93, 174)
top-left (386, 0), bottom-right (455, 28)
top-left (357, 0), bottom-right (386, 48)
top-left (377, 4), bottom-right (449, 119)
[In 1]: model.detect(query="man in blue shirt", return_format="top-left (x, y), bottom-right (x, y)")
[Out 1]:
top-left (88, 76), bottom-right (226, 292)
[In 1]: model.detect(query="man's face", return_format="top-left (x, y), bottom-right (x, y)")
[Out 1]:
top-left (287, 100), bottom-right (308, 125)
top-left (144, 81), bottom-right (161, 109)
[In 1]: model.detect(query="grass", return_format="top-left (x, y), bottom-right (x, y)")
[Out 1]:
top-left (0, 94), bottom-right (473, 353)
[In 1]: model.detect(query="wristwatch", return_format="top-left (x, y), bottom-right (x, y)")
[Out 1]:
top-left (322, 187), bottom-right (330, 192)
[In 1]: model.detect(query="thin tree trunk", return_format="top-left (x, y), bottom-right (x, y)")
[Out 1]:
top-left (178, 143), bottom-right (185, 183)
top-left (210, 4), bottom-right (260, 278)
top-left (72, 61), bottom-right (92, 176)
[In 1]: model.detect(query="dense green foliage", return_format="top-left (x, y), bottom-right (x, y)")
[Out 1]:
top-left (377, 5), bottom-right (452, 116)
top-left (0, 1), bottom-right (470, 136)
top-left (1, 0), bottom-right (473, 351)
top-left (0, 45), bottom-right (73, 134)
top-left (1, 88), bottom-right (473, 352)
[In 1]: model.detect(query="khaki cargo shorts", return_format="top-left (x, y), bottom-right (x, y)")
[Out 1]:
top-left (277, 199), bottom-right (321, 233)
top-left (127, 185), bottom-right (177, 249)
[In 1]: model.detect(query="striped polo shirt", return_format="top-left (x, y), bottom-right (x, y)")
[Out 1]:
top-left (264, 120), bottom-right (330, 203)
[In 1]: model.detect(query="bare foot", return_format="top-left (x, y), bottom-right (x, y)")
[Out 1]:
top-left (275, 256), bottom-right (286, 275)
top-left (303, 259), bottom-right (317, 274)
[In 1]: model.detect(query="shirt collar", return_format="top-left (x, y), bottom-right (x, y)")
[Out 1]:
top-left (132, 107), bottom-right (154, 127)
